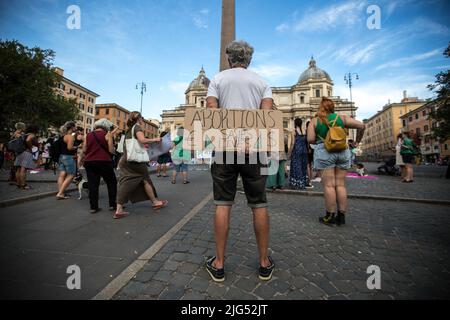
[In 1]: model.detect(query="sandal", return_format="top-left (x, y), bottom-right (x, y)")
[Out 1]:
top-left (183, 181), bottom-right (190, 184)
top-left (152, 200), bottom-right (168, 210)
top-left (56, 195), bottom-right (70, 200)
top-left (113, 211), bottom-right (129, 219)
top-left (18, 184), bottom-right (32, 190)
top-left (171, 180), bottom-right (176, 184)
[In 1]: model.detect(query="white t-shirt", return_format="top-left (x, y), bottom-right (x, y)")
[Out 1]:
top-left (207, 68), bottom-right (272, 109)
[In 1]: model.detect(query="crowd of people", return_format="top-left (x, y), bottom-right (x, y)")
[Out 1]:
top-left (2, 114), bottom-right (201, 219)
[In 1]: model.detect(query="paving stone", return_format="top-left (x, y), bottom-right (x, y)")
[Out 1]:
top-left (119, 281), bottom-right (148, 298)
top-left (159, 285), bottom-right (186, 300)
top-left (253, 283), bottom-right (278, 300)
top-left (133, 271), bottom-right (155, 283)
top-left (153, 270), bottom-right (173, 282)
top-left (169, 273), bottom-right (192, 287)
top-left (187, 276), bottom-right (210, 292)
top-left (181, 290), bottom-right (207, 300)
top-left (301, 283), bottom-right (326, 299)
top-left (143, 280), bottom-right (166, 297)
top-left (224, 286), bottom-right (258, 300)
top-left (234, 278), bottom-right (259, 292)
top-left (143, 261), bottom-right (163, 272)
top-left (206, 283), bottom-right (228, 298)
top-left (161, 260), bottom-right (181, 271)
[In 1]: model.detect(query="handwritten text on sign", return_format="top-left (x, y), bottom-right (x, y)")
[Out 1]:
top-left (184, 108), bottom-right (284, 152)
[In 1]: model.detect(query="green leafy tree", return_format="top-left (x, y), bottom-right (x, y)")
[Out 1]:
top-left (0, 40), bottom-right (79, 141)
top-left (428, 43), bottom-right (450, 141)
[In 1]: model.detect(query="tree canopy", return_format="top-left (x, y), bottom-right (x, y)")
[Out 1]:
top-left (428, 43), bottom-right (450, 141)
top-left (0, 40), bottom-right (79, 141)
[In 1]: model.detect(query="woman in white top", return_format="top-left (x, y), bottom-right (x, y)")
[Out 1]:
top-left (395, 134), bottom-right (405, 179)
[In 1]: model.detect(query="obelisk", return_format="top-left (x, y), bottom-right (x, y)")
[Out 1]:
top-left (220, 0), bottom-right (236, 71)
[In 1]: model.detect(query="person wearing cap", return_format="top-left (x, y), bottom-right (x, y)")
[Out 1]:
top-left (80, 118), bottom-right (119, 213)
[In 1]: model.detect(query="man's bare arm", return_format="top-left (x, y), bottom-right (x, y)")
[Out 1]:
top-left (260, 98), bottom-right (274, 110)
top-left (206, 97), bottom-right (219, 109)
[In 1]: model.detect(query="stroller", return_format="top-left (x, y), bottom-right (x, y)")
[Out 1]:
top-left (377, 157), bottom-right (400, 176)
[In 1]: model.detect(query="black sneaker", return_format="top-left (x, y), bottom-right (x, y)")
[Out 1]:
top-left (335, 211), bottom-right (346, 226)
top-left (319, 212), bottom-right (335, 225)
top-left (205, 256), bottom-right (225, 282)
top-left (258, 256), bottom-right (275, 281)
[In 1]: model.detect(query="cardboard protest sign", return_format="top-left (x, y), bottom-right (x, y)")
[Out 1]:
top-left (147, 134), bottom-right (172, 160)
top-left (184, 108), bottom-right (283, 152)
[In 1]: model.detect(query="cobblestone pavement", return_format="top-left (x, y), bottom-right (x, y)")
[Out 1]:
top-left (113, 192), bottom-right (450, 300)
top-left (302, 175), bottom-right (450, 202)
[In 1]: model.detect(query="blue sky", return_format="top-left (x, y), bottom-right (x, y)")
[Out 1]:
top-left (1, 0), bottom-right (449, 120)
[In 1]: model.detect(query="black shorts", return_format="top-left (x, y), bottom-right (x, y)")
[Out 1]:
top-left (402, 154), bottom-right (414, 164)
top-left (211, 152), bottom-right (268, 208)
top-left (157, 153), bottom-right (172, 164)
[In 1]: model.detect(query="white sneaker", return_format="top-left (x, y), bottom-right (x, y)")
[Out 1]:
top-left (311, 178), bottom-right (321, 183)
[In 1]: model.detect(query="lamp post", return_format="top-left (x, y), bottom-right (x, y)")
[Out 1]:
top-left (136, 82), bottom-right (147, 114)
top-left (345, 73), bottom-right (359, 140)
top-left (344, 72), bottom-right (359, 118)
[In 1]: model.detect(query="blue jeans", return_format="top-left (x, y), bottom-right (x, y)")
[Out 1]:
top-left (59, 154), bottom-right (77, 175)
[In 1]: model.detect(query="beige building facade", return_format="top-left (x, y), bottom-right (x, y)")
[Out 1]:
top-left (361, 92), bottom-right (425, 159)
top-left (400, 102), bottom-right (450, 161)
top-left (54, 67), bottom-right (99, 133)
top-left (161, 59), bottom-right (356, 146)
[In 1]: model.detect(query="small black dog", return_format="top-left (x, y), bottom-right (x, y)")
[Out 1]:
top-left (73, 173), bottom-right (89, 200)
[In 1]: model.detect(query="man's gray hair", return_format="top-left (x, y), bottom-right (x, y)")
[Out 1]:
top-left (226, 40), bottom-right (254, 68)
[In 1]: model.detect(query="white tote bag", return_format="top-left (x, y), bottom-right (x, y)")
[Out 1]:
top-left (125, 125), bottom-right (150, 163)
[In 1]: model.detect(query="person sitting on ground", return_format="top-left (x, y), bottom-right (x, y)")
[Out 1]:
top-left (355, 163), bottom-right (368, 177)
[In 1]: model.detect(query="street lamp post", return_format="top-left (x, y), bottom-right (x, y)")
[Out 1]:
top-left (344, 73), bottom-right (359, 140)
top-left (344, 72), bottom-right (359, 118)
top-left (136, 82), bottom-right (147, 114)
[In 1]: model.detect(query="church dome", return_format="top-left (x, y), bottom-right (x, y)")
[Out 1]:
top-left (186, 67), bottom-right (210, 93)
top-left (298, 57), bottom-right (332, 84)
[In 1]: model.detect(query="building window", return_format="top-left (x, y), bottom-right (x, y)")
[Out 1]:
top-left (409, 116), bottom-right (413, 122)
top-left (445, 144), bottom-right (448, 151)
top-left (95, 109), bottom-right (99, 115)
top-left (283, 120), bottom-right (288, 129)
top-left (315, 89), bottom-right (320, 98)
top-left (422, 110), bottom-right (427, 117)
top-left (424, 125), bottom-right (429, 132)
top-left (416, 128), bottom-right (421, 137)
top-left (300, 95), bottom-right (305, 103)
top-left (79, 103), bottom-right (84, 110)
top-left (201, 100), bottom-right (204, 108)
top-left (415, 113), bottom-right (419, 120)
top-left (328, 90), bottom-right (331, 96)
top-left (105, 108), bottom-right (109, 115)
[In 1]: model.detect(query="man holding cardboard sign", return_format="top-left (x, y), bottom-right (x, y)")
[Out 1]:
top-left (203, 40), bottom-right (276, 282)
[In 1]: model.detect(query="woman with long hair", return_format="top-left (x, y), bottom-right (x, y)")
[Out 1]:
top-left (288, 118), bottom-right (309, 189)
top-left (14, 124), bottom-right (39, 190)
top-left (115, 112), bottom-right (168, 219)
top-left (56, 121), bottom-right (78, 199)
top-left (307, 97), bottom-right (365, 226)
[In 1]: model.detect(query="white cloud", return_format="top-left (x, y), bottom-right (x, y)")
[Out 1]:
top-left (167, 81), bottom-right (189, 93)
top-left (375, 48), bottom-right (442, 71)
top-left (275, 23), bottom-right (289, 32)
top-left (250, 64), bottom-right (298, 81)
top-left (331, 41), bottom-right (382, 66)
top-left (412, 17), bottom-right (450, 36)
top-left (334, 74), bottom-right (434, 120)
top-left (193, 8), bottom-right (209, 29)
top-left (293, 0), bottom-right (367, 32)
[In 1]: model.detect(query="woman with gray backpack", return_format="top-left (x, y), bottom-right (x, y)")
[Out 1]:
top-left (307, 97), bottom-right (365, 226)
